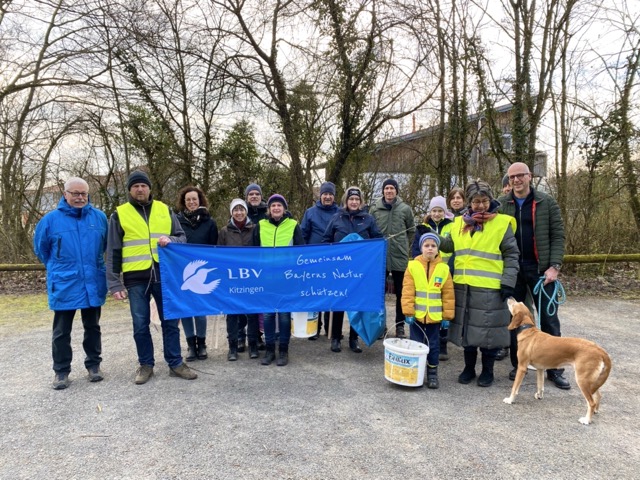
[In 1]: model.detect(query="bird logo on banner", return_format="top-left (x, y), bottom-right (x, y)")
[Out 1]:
top-left (181, 260), bottom-right (220, 294)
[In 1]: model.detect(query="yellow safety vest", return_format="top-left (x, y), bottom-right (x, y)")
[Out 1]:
top-left (117, 201), bottom-right (172, 272)
top-left (450, 214), bottom-right (515, 289)
top-left (259, 218), bottom-right (297, 246)
top-left (407, 260), bottom-right (450, 321)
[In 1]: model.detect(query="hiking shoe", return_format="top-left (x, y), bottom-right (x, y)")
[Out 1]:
top-left (52, 372), bottom-right (70, 390)
top-left (135, 365), bottom-right (154, 385)
top-left (169, 363), bottom-right (197, 380)
top-left (87, 366), bottom-right (104, 382)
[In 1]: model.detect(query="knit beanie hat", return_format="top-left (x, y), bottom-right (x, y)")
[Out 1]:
top-left (320, 181), bottom-right (336, 196)
top-left (345, 187), bottom-right (362, 199)
top-left (127, 170), bottom-right (151, 190)
top-left (419, 232), bottom-right (441, 249)
top-left (382, 178), bottom-right (399, 193)
top-left (245, 183), bottom-right (262, 197)
top-left (428, 195), bottom-right (454, 220)
top-left (267, 194), bottom-right (288, 210)
top-left (229, 198), bottom-right (248, 215)
top-left (502, 174), bottom-right (510, 187)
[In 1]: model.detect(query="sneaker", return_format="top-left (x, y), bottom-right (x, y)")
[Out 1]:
top-left (169, 363), bottom-right (197, 380)
top-left (135, 365), bottom-right (154, 385)
top-left (52, 372), bottom-right (70, 390)
top-left (87, 366), bottom-right (104, 382)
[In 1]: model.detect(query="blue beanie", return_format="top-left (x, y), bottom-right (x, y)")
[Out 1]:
top-left (320, 181), bottom-right (336, 196)
top-left (419, 232), bottom-right (441, 249)
top-left (245, 183), bottom-right (262, 197)
top-left (267, 194), bottom-right (288, 210)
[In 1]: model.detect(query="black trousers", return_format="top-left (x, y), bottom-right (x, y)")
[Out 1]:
top-left (388, 270), bottom-right (406, 327)
top-left (52, 307), bottom-right (102, 374)
top-left (510, 264), bottom-right (564, 376)
top-left (330, 311), bottom-right (358, 341)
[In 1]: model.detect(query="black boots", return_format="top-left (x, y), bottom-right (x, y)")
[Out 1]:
top-left (261, 344), bottom-right (276, 365)
top-left (426, 366), bottom-right (439, 389)
top-left (331, 338), bottom-right (341, 352)
top-left (458, 349), bottom-right (478, 384)
top-left (439, 339), bottom-right (449, 361)
top-left (196, 337), bottom-right (207, 360)
top-left (349, 338), bottom-right (362, 353)
top-left (227, 342), bottom-right (238, 361)
top-left (276, 345), bottom-right (289, 366)
top-left (186, 337), bottom-right (197, 362)
top-left (477, 353), bottom-right (495, 387)
top-left (395, 324), bottom-right (405, 338)
top-left (248, 341), bottom-right (259, 359)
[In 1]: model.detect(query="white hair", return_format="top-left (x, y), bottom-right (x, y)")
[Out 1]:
top-left (64, 177), bottom-right (89, 191)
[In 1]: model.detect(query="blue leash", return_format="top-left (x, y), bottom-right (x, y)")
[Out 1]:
top-left (532, 276), bottom-right (566, 328)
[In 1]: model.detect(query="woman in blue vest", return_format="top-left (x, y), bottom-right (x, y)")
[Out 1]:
top-left (439, 180), bottom-right (519, 387)
top-left (253, 194), bottom-right (305, 366)
top-left (176, 186), bottom-right (218, 361)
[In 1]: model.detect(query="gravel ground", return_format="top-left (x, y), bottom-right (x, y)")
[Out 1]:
top-left (0, 295), bottom-right (638, 479)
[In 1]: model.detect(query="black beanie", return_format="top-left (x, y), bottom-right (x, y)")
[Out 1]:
top-left (382, 178), bottom-right (399, 193)
top-left (127, 171), bottom-right (151, 191)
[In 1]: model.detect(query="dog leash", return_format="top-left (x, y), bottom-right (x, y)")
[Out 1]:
top-left (532, 276), bottom-right (566, 327)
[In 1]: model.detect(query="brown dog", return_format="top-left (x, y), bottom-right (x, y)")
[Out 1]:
top-left (503, 298), bottom-right (612, 425)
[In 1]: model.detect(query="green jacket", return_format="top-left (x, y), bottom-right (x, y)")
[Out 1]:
top-left (497, 188), bottom-right (565, 272)
top-left (370, 196), bottom-right (415, 271)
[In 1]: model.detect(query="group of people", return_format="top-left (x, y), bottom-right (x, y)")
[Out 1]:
top-left (34, 163), bottom-right (569, 394)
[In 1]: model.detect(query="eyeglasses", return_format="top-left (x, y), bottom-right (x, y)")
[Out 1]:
top-left (471, 199), bottom-right (490, 206)
top-left (508, 173), bottom-right (529, 181)
top-left (65, 191), bottom-right (88, 198)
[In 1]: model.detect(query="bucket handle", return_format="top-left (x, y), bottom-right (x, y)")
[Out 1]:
top-left (385, 320), bottom-right (430, 349)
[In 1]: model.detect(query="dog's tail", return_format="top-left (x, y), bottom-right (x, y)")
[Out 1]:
top-left (594, 351), bottom-right (612, 390)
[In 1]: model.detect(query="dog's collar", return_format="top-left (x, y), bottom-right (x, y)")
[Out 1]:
top-left (516, 324), bottom-right (535, 334)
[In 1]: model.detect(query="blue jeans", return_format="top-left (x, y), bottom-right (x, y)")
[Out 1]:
top-left (127, 282), bottom-right (183, 368)
top-left (263, 312), bottom-right (291, 347)
top-left (181, 316), bottom-right (207, 338)
top-left (409, 321), bottom-right (440, 366)
top-left (52, 307), bottom-right (102, 374)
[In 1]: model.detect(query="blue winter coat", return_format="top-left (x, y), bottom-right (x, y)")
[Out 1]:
top-left (33, 197), bottom-right (108, 311)
top-left (301, 201), bottom-right (340, 244)
top-left (322, 208), bottom-right (383, 243)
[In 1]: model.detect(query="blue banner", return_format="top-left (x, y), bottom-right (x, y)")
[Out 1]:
top-left (158, 239), bottom-right (387, 318)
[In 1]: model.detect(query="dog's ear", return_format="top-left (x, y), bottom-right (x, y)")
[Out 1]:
top-left (507, 311), bottom-right (522, 330)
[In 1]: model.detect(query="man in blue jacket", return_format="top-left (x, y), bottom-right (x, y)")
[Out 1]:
top-left (300, 182), bottom-right (340, 340)
top-left (34, 177), bottom-right (108, 390)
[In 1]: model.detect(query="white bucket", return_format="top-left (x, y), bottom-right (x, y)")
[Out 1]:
top-left (383, 338), bottom-right (429, 387)
top-left (291, 312), bottom-right (319, 338)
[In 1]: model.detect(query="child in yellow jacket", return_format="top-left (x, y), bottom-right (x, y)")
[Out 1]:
top-left (401, 232), bottom-right (455, 388)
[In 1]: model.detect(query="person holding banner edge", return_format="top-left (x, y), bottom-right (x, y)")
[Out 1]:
top-left (106, 170), bottom-right (197, 384)
top-left (253, 194), bottom-right (305, 366)
top-left (322, 186), bottom-right (384, 353)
